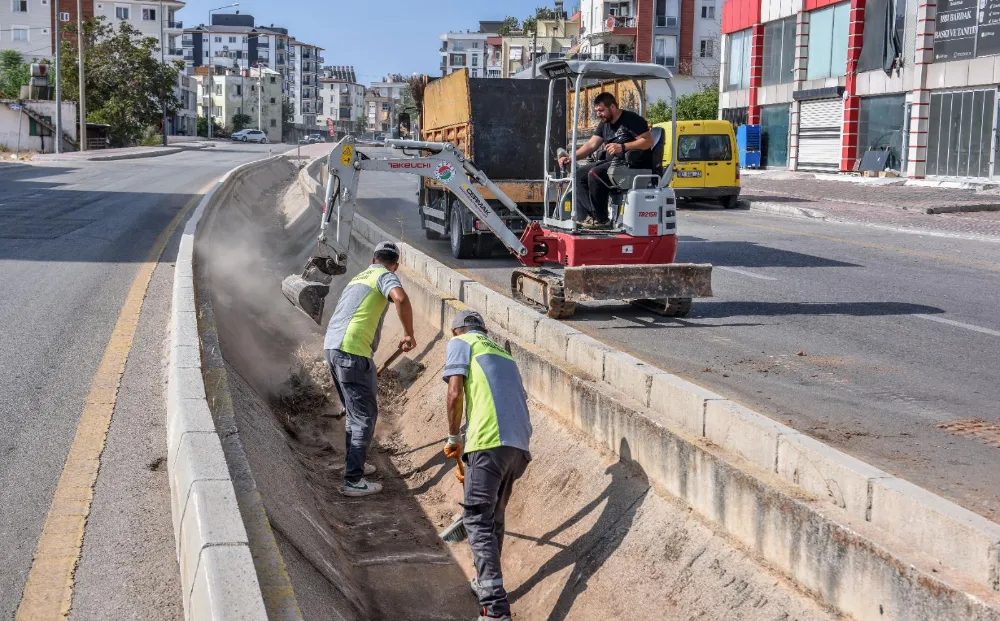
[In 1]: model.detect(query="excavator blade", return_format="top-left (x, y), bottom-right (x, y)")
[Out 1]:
top-left (281, 274), bottom-right (330, 324)
top-left (562, 263), bottom-right (713, 301)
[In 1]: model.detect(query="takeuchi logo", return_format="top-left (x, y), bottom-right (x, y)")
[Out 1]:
top-left (435, 162), bottom-right (456, 183)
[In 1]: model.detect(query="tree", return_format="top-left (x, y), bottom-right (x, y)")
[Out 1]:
top-left (647, 87), bottom-right (720, 124)
top-left (497, 16), bottom-right (520, 36)
top-left (282, 99), bottom-right (295, 136)
top-left (58, 17), bottom-right (182, 145)
top-left (354, 115), bottom-right (366, 136)
top-left (197, 116), bottom-right (224, 137)
top-left (0, 50), bottom-right (31, 99)
top-left (231, 113), bottom-right (252, 132)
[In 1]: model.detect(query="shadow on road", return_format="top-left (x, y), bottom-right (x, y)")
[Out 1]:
top-left (509, 438), bottom-right (649, 621)
top-left (677, 240), bottom-right (860, 268)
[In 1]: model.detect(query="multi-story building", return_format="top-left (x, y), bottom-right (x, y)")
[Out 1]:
top-left (0, 0), bottom-right (184, 60)
top-left (717, 0), bottom-right (987, 179)
top-left (290, 38), bottom-right (323, 127)
top-left (175, 73), bottom-right (198, 136)
top-left (501, 15), bottom-right (581, 78)
top-left (439, 31), bottom-right (490, 77)
top-left (578, 0), bottom-right (719, 95)
top-left (317, 65), bottom-right (365, 136)
top-left (486, 36), bottom-right (504, 78)
top-left (195, 65), bottom-right (281, 139)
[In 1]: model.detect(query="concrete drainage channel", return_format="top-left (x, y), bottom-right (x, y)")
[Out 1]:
top-left (166, 152), bottom-right (1000, 620)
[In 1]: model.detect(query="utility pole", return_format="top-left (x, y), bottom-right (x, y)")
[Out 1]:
top-left (531, 26), bottom-right (539, 79)
top-left (257, 66), bottom-right (262, 132)
top-left (160, 0), bottom-right (168, 146)
top-left (54, 0), bottom-right (62, 153)
top-left (77, 0), bottom-right (87, 151)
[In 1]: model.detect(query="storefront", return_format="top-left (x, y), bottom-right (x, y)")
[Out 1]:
top-left (925, 89), bottom-right (996, 178)
top-left (760, 104), bottom-right (790, 168)
top-left (797, 98), bottom-right (844, 173)
top-left (858, 95), bottom-right (908, 172)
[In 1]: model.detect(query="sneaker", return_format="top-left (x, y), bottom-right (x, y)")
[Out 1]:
top-left (579, 216), bottom-right (595, 227)
top-left (589, 219), bottom-right (613, 230)
top-left (475, 613), bottom-right (511, 621)
top-left (341, 478), bottom-right (382, 497)
top-left (334, 462), bottom-right (377, 476)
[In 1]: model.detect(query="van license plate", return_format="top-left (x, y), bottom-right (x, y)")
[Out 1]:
top-left (677, 171), bottom-right (702, 178)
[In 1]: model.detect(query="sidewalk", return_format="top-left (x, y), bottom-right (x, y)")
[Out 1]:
top-left (31, 143), bottom-right (213, 163)
top-left (741, 170), bottom-right (1000, 214)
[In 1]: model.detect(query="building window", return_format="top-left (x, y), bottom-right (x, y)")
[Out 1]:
top-left (858, 95), bottom-right (906, 171)
top-left (60, 11), bottom-right (70, 21)
top-left (762, 16), bottom-right (796, 85)
top-left (229, 36), bottom-right (237, 43)
top-left (115, 6), bottom-right (130, 20)
top-left (215, 36), bottom-right (222, 43)
top-left (236, 85), bottom-right (242, 96)
top-left (473, 41), bottom-right (480, 48)
top-left (654, 35), bottom-right (677, 67)
top-left (142, 8), bottom-right (156, 20)
top-left (242, 36), bottom-right (247, 43)
top-left (270, 119), bottom-right (277, 127)
top-left (471, 69), bottom-right (479, 77)
top-left (204, 51), bottom-right (209, 58)
top-left (472, 55), bottom-right (479, 66)
top-left (215, 84), bottom-right (222, 95)
top-left (12, 27), bottom-right (28, 40)
top-left (655, 0), bottom-right (679, 26)
top-left (701, 4), bottom-right (715, 18)
top-left (29, 115), bottom-right (52, 137)
top-left (270, 97), bottom-right (276, 103)
top-left (724, 28), bottom-right (752, 90)
top-left (12, 0), bottom-right (27, 12)
top-left (807, 2), bottom-right (850, 80)
top-left (699, 39), bottom-right (714, 58)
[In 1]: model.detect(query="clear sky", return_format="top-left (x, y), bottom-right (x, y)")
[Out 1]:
top-left (178, 0), bottom-right (565, 84)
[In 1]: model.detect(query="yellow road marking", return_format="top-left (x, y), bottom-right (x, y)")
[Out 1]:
top-left (15, 183), bottom-right (213, 621)
top-left (688, 212), bottom-right (1000, 272)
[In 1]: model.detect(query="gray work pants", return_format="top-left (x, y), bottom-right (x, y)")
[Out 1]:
top-left (463, 445), bottom-right (530, 617)
top-left (326, 348), bottom-right (377, 484)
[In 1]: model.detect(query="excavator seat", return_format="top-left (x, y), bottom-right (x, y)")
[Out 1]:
top-left (607, 126), bottom-right (666, 190)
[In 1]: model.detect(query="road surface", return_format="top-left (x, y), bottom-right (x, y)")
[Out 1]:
top-left (352, 154), bottom-right (1000, 522)
top-left (0, 142), bottom-right (284, 620)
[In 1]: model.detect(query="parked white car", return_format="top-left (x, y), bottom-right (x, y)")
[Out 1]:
top-left (232, 129), bottom-right (268, 144)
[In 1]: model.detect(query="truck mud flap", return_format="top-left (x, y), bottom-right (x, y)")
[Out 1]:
top-left (562, 263), bottom-right (713, 302)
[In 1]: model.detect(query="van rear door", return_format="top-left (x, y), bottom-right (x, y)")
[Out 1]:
top-left (672, 132), bottom-right (706, 189)
top-left (703, 133), bottom-right (737, 188)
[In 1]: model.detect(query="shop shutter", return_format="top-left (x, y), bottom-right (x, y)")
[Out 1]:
top-left (797, 99), bottom-right (843, 173)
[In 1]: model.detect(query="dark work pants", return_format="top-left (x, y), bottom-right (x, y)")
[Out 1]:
top-left (463, 446), bottom-right (530, 617)
top-left (574, 160), bottom-right (614, 222)
top-left (326, 348), bottom-right (377, 484)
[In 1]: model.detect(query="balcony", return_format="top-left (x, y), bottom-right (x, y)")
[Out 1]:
top-left (574, 52), bottom-right (635, 62)
top-left (585, 15), bottom-right (639, 44)
top-left (166, 20), bottom-right (183, 29)
top-left (655, 15), bottom-right (679, 27)
top-left (182, 37), bottom-right (193, 46)
top-left (167, 47), bottom-right (184, 56)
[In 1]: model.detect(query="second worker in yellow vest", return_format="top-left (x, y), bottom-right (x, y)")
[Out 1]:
top-left (325, 241), bottom-right (416, 497)
top-left (442, 310), bottom-right (531, 621)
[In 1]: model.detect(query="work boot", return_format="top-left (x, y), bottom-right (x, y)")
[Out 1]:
top-left (341, 478), bottom-right (382, 497)
top-left (579, 216), bottom-right (596, 227)
top-left (584, 218), bottom-right (612, 230)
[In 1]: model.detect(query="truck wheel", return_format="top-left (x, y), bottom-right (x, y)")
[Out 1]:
top-left (721, 195), bottom-right (740, 209)
top-left (663, 298), bottom-right (692, 317)
top-left (450, 207), bottom-right (476, 259)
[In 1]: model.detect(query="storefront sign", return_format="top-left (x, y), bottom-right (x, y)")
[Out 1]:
top-left (934, 0), bottom-right (1000, 60)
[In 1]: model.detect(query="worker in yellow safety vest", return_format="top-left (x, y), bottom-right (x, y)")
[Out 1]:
top-left (325, 241), bottom-right (416, 497)
top-left (442, 310), bottom-right (531, 621)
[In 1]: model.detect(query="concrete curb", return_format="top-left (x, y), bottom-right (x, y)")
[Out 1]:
top-left (34, 146), bottom-right (187, 162)
top-left (299, 160), bottom-right (1000, 619)
top-left (167, 157), bottom-right (286, 621)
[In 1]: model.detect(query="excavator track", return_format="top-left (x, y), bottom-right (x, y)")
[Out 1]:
top-left (510, 269), bottom-right (577, 319)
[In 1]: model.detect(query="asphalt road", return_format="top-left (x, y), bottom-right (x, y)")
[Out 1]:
top-left (0, 142), bottom-right (284, 619)
top-left (353, 154), bottom-right (1000, 522)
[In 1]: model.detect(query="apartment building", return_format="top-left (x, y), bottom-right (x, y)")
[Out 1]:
top-left (290, 38), bottom-right (322, 127)
top-left (578, 0), bottom-right (719, 95)
top-left (363, 77), bottom-right (407, 133)
top-left (440, 31), bottom-right (489, 77)
top-left (501, 15), bottom-right (580, 78)
top-left (317, 65), bottom-right (365, 135)
top-left (718, 0), bottom-right (983, 179)
top-left (195, 65), bottom-right (281, 139)
top-left (0, 0), bottom-right (183, 59)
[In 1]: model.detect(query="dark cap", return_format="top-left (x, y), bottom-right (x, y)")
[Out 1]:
top-left (451, 310), bottom-right (486, 332)
top-left (374, 241), bottom-right (400, 260)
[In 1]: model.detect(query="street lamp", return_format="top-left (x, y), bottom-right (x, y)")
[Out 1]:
top-left (207, 2), bottom-right (239, 140)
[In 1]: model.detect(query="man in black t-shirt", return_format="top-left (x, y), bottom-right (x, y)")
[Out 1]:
top-left (558, 92), bottom-right (654, 228)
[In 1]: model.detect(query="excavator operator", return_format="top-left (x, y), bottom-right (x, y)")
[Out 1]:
top-left (557, 92), bottom-right (655, 229)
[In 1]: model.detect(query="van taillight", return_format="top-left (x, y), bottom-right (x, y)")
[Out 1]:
top-left (736, 166), bottom-right (741, 180)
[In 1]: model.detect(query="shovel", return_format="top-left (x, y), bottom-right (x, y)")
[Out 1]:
top-left (334, 346), bottom-right (406, 420)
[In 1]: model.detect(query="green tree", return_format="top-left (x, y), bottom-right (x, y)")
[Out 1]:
top-left (647, 87), bottom-right (720, 124)
top-left (354, 115), bottom-right (367, 136)
top-left (523, 7), bottom-right (560, 34)
top-left (0, 50), bottom-right (31, 99)
top-left (231, 113), bottom-right (252, 132)
top-left (58, 17), bottom-right (182, 145)
top-left (497, 16), bottom-right (520, 36)
top-left (282, 98), bottom-right (295, 136)
top-left (197, 116), bottom-right (224, 137)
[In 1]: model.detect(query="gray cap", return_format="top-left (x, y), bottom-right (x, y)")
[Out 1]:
top-left (452, 310), bottom-right (486, 331)
top-left (374, 241), bottom-right (400, 259)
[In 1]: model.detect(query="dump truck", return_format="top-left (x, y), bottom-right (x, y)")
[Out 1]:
top-left (417, 69), bottom-right (566, 259)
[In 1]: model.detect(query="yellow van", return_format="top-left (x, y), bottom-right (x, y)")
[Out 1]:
top-left (653, 120), bottom-right (740, 208)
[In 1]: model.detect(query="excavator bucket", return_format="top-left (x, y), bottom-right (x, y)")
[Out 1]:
top-left (281, 275), bottom-right (330, 324)
top-left (563, 263), bottom-right (713, 301)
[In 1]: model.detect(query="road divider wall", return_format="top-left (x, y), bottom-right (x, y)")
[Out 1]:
top-left (168, 156), bottom-right (300, 621)
top-left (305, 160), bottom-right (1000, 621)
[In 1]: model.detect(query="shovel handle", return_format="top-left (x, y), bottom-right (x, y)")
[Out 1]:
top-left (377, 346), bottom-right (405, 376)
